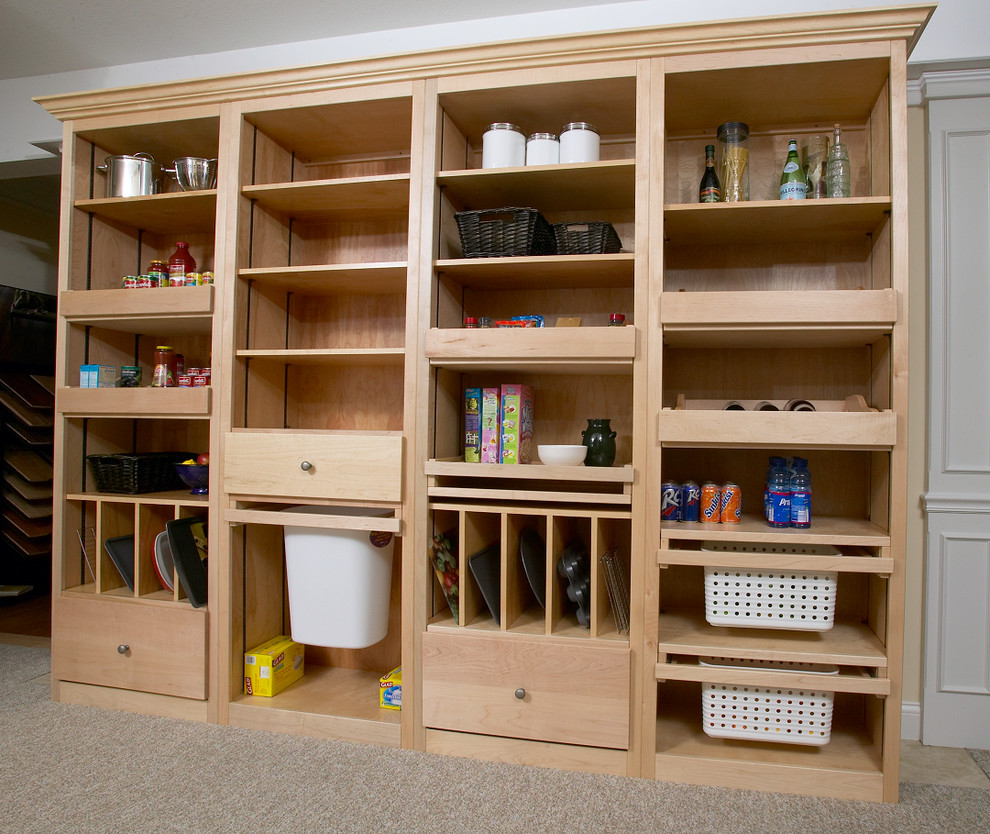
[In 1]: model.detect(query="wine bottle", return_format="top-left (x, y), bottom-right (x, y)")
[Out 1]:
top-left (779, 139), bottom-right (807, 200)
top-left (826, 123), bottom-right (851, 198)
top-left (699, 144), bottom-right (721, 203)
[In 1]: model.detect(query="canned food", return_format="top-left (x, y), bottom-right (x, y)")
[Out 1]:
top-left (192, 374), bottom-right (209, 387)
top-left (661, 481), bottom-right (681, 522)
top-left (122, 275), bottom-right (138, 289)
top-left (701, 482), bottom-right (721, 523)
top-left (679, 481), bottom-right (700, 522)
top-left (137, 276), bottom-right (152, 289)
top-left (719, 482), bottom-right (742, 523)
top-left (201, 271), bottom-right (214, 285)
top-left (177, 375), bottom-right (193, 387)
top-left (184, 272), bottom-right (202, 286)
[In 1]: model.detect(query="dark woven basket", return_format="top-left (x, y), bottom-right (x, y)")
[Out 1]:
top-left (552, 221), bottom-right (622, 255)
top-left (87, 452), bottom-right (193, 494)
top-left (455, 207), bottom-right (557, 258)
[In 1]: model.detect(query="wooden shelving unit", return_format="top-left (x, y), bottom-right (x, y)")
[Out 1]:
top-left (38, 4), bottom-right (933, 803)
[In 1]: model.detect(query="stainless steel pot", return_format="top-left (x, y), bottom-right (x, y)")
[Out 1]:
top-left (96, 153), bottom-right (162, 197)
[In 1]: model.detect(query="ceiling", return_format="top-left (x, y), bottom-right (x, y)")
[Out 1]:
top-left (0, 0), bottom-right (630, 81)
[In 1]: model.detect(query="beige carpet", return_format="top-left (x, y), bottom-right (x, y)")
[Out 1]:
top-left (4, 644), bottom-right (989, 834)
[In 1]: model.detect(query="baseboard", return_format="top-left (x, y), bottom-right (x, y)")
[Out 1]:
top-left (901, 701), bottom-right (921, 741)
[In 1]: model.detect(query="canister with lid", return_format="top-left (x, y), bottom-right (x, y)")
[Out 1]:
top-left (482, 123), bottom-right (525, 168)
top-left (526, 132), bottom-right (559, 166)
top-left (559, 122), bottom-right (600, 163)
top-left (716, 122), bottom-right (750, 202)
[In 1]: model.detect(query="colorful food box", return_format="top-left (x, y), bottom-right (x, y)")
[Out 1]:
top-left (464, 388), bottom-right (481, 463)
top-left (480, 387), bottom-right (500, 463)
top-left (244, 635), bottom-right (304, 697)
top-left (379, 666), bottom-right (402, 710)
top-left (79, 364), bottom-right (117, 388)
top-left (499, 383), bottom-right (533, 464)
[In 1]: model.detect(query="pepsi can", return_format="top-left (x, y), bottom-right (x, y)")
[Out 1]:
top-left (661, 481), bottom-right (681, 522)
top-left (680, 481), bottom-right (700, 522)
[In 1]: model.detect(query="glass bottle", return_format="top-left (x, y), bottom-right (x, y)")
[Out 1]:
top-left (699, 144), bottom-right (721, 203)
top-left (826, 124), bottom-right (851, 198)
top-left (779, 139), bottom-right (807, 200)
top-left (168, 242), bottom-right (196, 285)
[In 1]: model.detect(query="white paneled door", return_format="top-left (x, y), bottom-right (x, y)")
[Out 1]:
top-left (924, 94), bottom-right (990, 748)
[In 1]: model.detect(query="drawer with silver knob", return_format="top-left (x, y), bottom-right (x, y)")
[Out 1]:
top-left (422, 631), bottom-right (630, 749)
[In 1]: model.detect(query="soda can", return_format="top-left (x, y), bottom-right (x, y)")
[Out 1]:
top-left (701, 482), bottom-right (721, 523)
top-left (660, 481), bottom-right (681, 522)
top-left (720, 482), bottom-right (742, 523)
top-left (679, 480), bottom-right (700, 522)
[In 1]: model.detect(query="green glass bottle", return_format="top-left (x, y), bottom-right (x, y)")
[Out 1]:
top-left (699, 144), bottom-right (721, 203)
top-left (779, 138), bottom-right (807, 201)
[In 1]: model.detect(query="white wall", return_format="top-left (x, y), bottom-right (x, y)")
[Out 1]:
top-left (1, 0), bottom-right (987, 166)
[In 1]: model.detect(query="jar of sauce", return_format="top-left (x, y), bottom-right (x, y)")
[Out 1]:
top-left (152, 345), bottom-right (176, 387)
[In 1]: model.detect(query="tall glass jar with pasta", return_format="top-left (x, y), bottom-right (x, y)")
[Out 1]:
top-left (716, 122), bottom-right (749, 202)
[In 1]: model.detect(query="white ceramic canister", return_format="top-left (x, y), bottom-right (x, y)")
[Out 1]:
top-left (559, 122), bottom-right (600, 163)
top-left (526, 132), bottom-right (560, 166)
top-left (482, 123), bottom-right (526, 168)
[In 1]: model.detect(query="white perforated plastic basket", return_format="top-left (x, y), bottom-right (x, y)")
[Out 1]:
top-left (700, 657), bottom-right (837, 746)
top-left (702, 541), bottom-right (839, 631)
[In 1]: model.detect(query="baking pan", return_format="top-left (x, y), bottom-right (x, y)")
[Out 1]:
top-left (103, 535), bottom-right (135, 591)
top-left (469, 543), bottom-right (501, 625)
top-left (165, 517), bottom-right (208, 608)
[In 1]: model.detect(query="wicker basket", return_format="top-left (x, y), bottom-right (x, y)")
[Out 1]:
top-left (87, 452), bottom-right (193, 494)
top-left (455, 207), bottom-right (556, 258)
top-left (552, 221), bottom-right (622, 255)
top-left (700, 657), bottom-right (837, 746)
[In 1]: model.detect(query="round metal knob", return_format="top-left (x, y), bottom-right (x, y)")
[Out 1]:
top-left (514, 688), bottom-right (526, 700)
top-left (300, 460), bottom-right (313, 472)
top-left (117, 644), bottom-right (129, 655)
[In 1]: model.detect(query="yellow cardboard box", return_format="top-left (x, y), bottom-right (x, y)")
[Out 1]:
top-left (244, 635), bottom-right (304, 697)
top-left (379, 666), bottom-right (401, 710)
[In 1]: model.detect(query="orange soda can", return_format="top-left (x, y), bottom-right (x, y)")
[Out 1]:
top-left (701, 481), bottom-right (721, 523)
top-left (719, 482), bottom-right (742, 523)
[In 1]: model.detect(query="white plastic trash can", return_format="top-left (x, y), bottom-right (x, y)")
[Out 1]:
top-left (283, 506), bottom-right (395, 649)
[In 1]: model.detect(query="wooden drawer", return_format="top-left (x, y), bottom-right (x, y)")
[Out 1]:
top-left (224, 431), bottom-right (402, 502)
top-left (422, 631), bottom-right (630, 749)
top-left (52, 596), bottom-right (207, 700)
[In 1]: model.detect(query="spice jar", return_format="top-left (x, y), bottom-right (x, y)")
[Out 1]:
top-left (526, 133), bottom-right (559, 166)
top-left (559, 122), bottom-right (600, 163)
top-left (482, 123), bottom-right (525, 169)
top-left (152, 345), bottom-right (176, 388)
top-left (716, 122), bottom-right (749, 202)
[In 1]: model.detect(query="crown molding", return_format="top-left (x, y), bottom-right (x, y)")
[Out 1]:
top-left (909, 67), bottom-right (990, 106)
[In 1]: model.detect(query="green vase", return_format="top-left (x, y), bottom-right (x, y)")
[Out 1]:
top-left (581, 418), bottom-right (616, 467)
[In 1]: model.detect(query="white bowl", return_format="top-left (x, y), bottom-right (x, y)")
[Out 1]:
top-left (538, 444), bottom-right (587, 466)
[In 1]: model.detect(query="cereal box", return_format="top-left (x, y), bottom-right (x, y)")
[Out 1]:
top-left (244, 635), bottom-right (304, 697)
top-left (464, 388), bottom-right (481, 463)
top-left (480, 387), bottom-right (500, 463)
top-left (499, 384), bottom-right (533, 464)
top-left (379, 666), bottom-right (402, 710)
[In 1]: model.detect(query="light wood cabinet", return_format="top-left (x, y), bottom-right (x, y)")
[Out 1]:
top-left (39, 4), bottom-right (933, 803)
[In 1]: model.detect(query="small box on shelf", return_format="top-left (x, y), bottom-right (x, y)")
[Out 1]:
top-left (79, 364), bottom-right (117, 388)
top-left (244, 635), bottom-right (304, 697)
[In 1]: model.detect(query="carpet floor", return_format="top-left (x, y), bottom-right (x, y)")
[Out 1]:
top-left (4, 644), bottom-right (989, 834)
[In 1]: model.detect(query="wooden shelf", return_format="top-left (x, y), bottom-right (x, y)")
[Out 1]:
top-left (65, 490), bottom-right (209, 506)
top-left (657, 409), bottom-right (896, 450)
top-left (242, 175), bottom-right (410, 219)
top-left (663, 198), bottom-right (891, 246)
top-left (661, 289), bottom-right (896, 348)
top-left (73, 191), bottom-right (217, 234)
top-left (427, 610), bottom-right (629, 644)
top-left (657, 609), bottom-right (888, 667)
top-left (438, 159), bottom-right (635, 213)
top-left (60, 286), bottom-right (214, 336)
top-left (426, 459), bottom-right (634, 484)
top-left (238, 263), bottom-right (407, 295)
top-left (660, 513), bottom-right (891, 548)
top-left (656, 660), bottom-right (889, 695)
top-left (56, 386), bottom-right (212, 418)
top-left (655, 690), bottom-right (884, 801)
top-left (237, 348), bottom-right (405, 367)
top-left (228, 665), bottom-right (401, 747)
top-left (426, 326), bottom-right (635, 373)
top-left (435, 253), bottom-right (635, 290)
